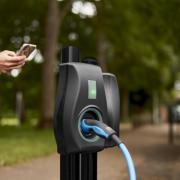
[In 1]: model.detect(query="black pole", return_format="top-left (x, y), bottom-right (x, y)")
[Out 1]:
top-left (61, 46), bottom-right (80, 63)
top-left (60, 152), bottom-right (97, 180)
top-left (60, 154), bottom-right (80, 180)
top-left (81, 152), bottom-right (97, 180)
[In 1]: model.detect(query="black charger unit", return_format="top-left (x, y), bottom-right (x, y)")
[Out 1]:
top-left (54, 46), bottom-right (120, 155)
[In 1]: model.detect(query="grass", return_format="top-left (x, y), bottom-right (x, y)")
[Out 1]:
top-left (0, 125), bottom-right (56, 166)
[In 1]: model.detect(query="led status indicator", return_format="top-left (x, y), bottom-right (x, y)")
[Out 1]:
top-left (88, 80), bottom-right (97, 99)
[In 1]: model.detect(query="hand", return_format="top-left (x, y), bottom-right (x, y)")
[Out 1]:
top-left (0, 50), bottom-right (26, 74)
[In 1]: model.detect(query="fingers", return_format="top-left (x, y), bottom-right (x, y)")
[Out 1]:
top-left (3, 50), bottom-right (16, 57)
top-left (3, 61), bottom-right (25, 70)
top-left (11, 63), bottom-right (25, 70)
top-left (6, 55), bottom-right (26, 62)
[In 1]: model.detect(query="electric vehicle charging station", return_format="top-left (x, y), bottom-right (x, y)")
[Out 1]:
top-left (54, 46), bottom-right (136, 180)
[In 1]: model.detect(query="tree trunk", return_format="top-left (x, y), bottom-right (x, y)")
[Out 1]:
top-left (39, 0), bottom-right (73, 128)
top-left (152, 91), bottom-right (160, 124)
top-left (39, 0), bottom-right (60, 128)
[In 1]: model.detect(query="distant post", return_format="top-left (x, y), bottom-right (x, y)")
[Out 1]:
top-left (16, 91), bottom-right (26, 125)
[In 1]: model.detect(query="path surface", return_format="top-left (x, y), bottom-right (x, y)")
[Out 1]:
top-left (0, 124), bottom-right (180, 180)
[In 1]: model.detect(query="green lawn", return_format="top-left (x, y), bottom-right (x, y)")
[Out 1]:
top-left (0, 125), bottom-right (56, 166)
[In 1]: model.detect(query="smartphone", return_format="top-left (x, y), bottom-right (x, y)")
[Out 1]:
top-left (16, 44), bottom-right (36, 58)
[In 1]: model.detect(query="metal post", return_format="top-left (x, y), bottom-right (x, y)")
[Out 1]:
top-left (60, 154), bottom-right (80, 180)
top-left (60, 152), bottom-right (97, 180)
top-left (81, 152), bottom-right (97, 180)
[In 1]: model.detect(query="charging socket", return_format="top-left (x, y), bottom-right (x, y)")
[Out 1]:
top-left (78, 107), bottom-right (102, 142)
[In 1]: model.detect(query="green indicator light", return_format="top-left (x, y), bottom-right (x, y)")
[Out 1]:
top-left (91, 90), bottom-right (96, 95)
top-left (88, 80), bottom-right (97, 99)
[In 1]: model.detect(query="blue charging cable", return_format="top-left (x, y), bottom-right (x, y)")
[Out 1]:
top-left (81, 119), bottom-right (136, 180)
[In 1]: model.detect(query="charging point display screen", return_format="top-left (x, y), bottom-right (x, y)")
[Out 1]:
top-left (88, 80), bottom-right (97, 99)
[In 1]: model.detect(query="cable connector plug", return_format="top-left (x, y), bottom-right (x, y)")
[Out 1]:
top-left (81, 119), bottom-right (116, 139)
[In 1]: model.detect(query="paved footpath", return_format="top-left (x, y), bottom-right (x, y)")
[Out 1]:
top-left (0, 124), bottom-right (180, 180)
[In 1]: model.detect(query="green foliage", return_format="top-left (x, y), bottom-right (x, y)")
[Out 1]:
top-left (100, 0), bottom-right (179, 94)
top-left (0, 0), bottom-right (180, 117)
top-left (0, 0), bottom-right (47, 50)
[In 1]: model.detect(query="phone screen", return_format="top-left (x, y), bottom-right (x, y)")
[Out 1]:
top-left (17, 44), bottom-right (36, 58)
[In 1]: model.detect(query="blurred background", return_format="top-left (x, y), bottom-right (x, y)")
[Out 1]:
top-left (0, 0), bottom-right (180, 179)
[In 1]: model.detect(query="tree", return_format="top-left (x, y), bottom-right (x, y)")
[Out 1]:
top-left (40, 0), bottom-right (73, 127)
